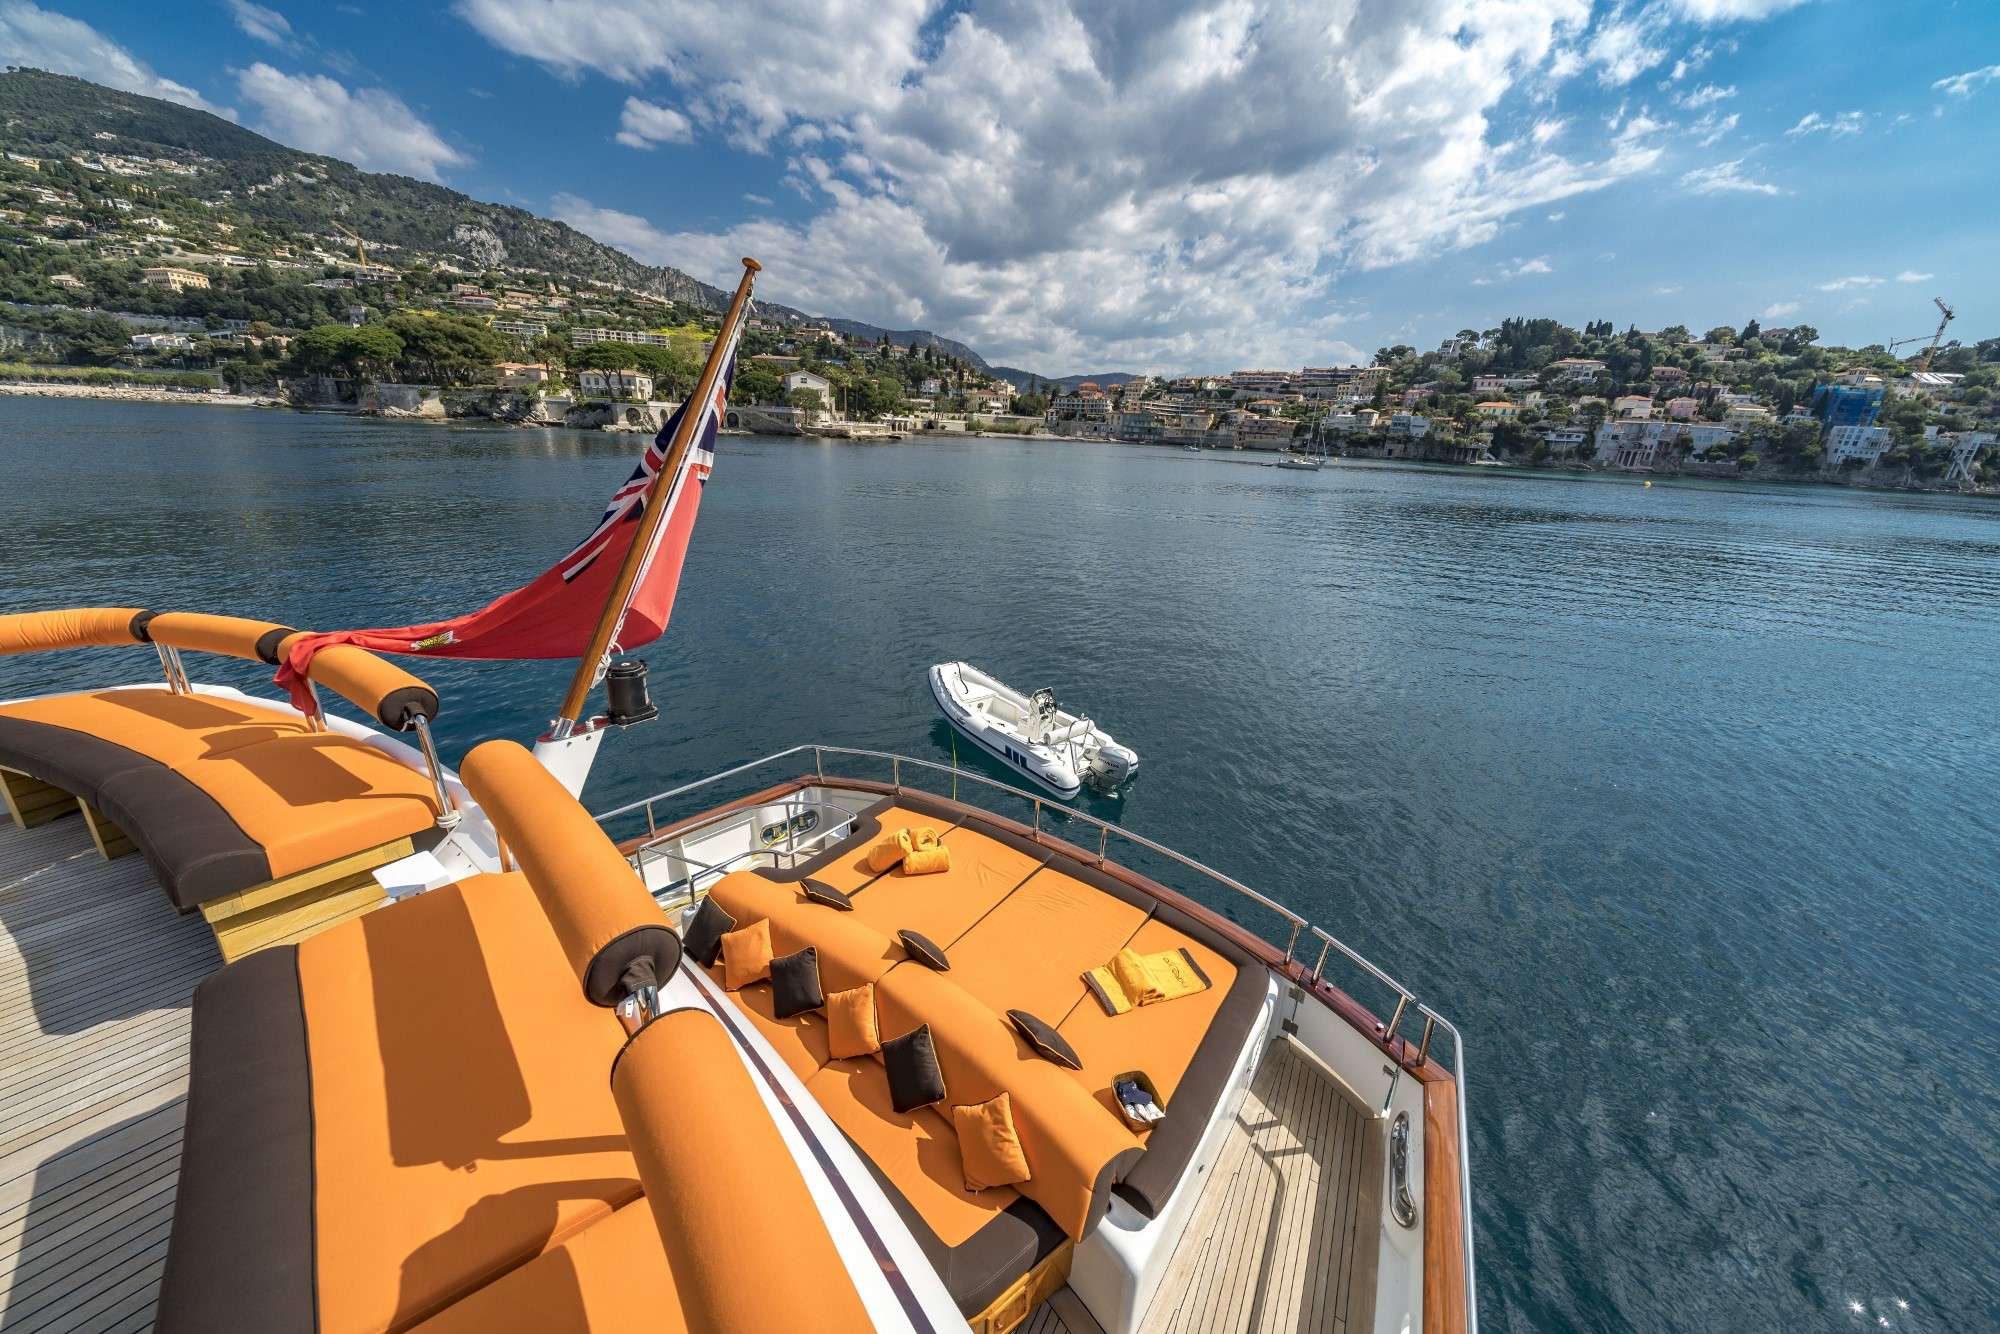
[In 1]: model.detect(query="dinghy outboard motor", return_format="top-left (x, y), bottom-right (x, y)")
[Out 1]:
top-left (1086, 740), bottom-right (1140, 789)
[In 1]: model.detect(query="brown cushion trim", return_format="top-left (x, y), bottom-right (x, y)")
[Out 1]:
top-left (847, 1146), bottom-right (1066, 1317)
top-left (1112, 960), bottom-right (1267, 1219)
top-left (156, 945), bottom-right (316, 1334)
top-left (373, 684), bottom-right (440, 731)
top-left (0, 714), bottom-right (270, 910)
top-left (253, 625), bottom-right (297, 666)
top-left (582, 923), bottom-right (684, 1007)
top-left (130, 609), bottom-right (158, 642)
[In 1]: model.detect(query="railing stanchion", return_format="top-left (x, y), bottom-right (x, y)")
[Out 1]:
top-left (1417, 1015), bottom-right (1436, 1067)
top-left (814, 746), bottom-right (823, 783)
top-left (1097, 825), bottom-right (1108, 866)
top-left (1282, 920), bottom-right (1301, 964)
top-left (1386, 994), bottom-right (1409, 1049)
top-left (1032, 799), bottom-right (1042, 842)
top-left (892, 756), bottom-right (900, 790)
top-left (1311, 936), bottom-right (1332, 984)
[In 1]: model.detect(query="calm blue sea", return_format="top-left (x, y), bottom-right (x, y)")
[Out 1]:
top-left (2, 397), bottom-right (1996, 1332)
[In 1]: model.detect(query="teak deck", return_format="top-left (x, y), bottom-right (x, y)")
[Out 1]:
top-left (1139, 1035), bottom-right (1383, 1334)
top-left (0, 818), bottom-right (216, 1331)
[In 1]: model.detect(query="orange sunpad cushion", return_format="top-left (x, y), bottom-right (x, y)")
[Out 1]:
top-left (720, 919), bottom-right (774, 990)
top-left (825, 983), bottom-right (881, 1059)
top-left (1086, 947), bottom-right (1211, 1015)
top-left (953, 1092), bottom-right (1033, 1192)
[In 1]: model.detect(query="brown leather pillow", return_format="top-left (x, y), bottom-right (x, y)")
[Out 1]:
top-left (800, 878), bottom-right (853, 911)
top-left (882, 1024), bottom-right (946, 1113)
top-left (1006, 1009), bottom-right (1082, 1070)
top-left (681, 895), bottom-right (735, 968)
top-left (898, 929), bottom-right (950, 971)
top-left (770, 946), bottom-right (824, 1019)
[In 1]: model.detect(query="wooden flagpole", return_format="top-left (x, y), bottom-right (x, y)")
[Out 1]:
top-left (554, 256), bottom-right (760, 727)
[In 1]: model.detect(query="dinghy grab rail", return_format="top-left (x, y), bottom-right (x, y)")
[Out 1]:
top-left (594, 741), bottom-right (1476, 1333)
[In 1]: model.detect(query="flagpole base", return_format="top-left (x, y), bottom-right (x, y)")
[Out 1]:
top-left (532, 722), bottom-right (608, 799)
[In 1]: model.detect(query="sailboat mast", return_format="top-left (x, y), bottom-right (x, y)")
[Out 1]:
top-left (552, 257), bottom-right (760, 731)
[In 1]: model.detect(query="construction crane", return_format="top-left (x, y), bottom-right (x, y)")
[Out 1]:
top-left (1887, 297), bottom-right (1956, 371)
top-left (329, 221), bottom-right (368, 277)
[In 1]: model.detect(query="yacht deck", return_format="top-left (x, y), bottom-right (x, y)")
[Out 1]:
top-left (1138, 1035), bottom-right (1383, 1334)
top-left (0, 817), bottom-right (215, 1332)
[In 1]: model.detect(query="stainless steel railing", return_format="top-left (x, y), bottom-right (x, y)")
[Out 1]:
top-left (594, 742), bottom-right (1475, 1329)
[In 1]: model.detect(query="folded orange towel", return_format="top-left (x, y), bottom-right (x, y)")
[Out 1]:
top-left (866, 828), bottom-right (913, 874)
top-left (902, 844), bottom-right (951, 875)
top-left (909, 826), bottom-right (941, 850)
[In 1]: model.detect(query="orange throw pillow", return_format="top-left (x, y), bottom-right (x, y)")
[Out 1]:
top-left (720, 919), bottom-right (774, 990)
top-left (952, 1092), bottom-right (1032, 1192)
top-left (825, 983), bottom-right (881, 1059)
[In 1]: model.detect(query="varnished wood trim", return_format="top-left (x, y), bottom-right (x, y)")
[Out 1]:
top-left (77, 799), bottom-right (137, 860)
top-left (1, 766), bottom-right (76, 829)
top-left (1422, 1075), bottom-right (1469, 1334)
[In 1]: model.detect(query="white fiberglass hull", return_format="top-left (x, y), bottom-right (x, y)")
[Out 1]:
top-left (928, 662), bottom-right (1138, 798)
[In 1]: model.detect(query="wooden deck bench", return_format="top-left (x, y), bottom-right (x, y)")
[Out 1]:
top-left (0, 607), bottom-right (452, 959)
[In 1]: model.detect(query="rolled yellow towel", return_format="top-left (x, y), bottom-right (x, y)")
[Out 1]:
top-left (902, 843), bottom-right (951, 876)
top-left (909, 826), bottom-right (941, 850)
top-left (866, 827), bottom-right (913, 874)
top-left (1109, 948), bottom-right (1164, 1007)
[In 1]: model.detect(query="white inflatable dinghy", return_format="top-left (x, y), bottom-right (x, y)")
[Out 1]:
top-left (928, 662), bottom-right (1139, 798)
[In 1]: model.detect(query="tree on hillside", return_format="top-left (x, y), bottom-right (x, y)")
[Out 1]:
top-left (289, 323), bottom-right (404, 380)
top-left (787, 386), bottom-right (823, 424)
top-left (733, 365), bottom-right (782, 405)
top-left (382, 313), bottom-right (509, 385)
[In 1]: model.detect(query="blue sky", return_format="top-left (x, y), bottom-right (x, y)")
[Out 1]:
top-left (2, 0), bottom-right (1995, 374)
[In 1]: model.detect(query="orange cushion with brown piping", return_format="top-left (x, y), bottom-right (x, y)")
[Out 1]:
top-left (1055, 916), bottom-right (1240, 1106)
top-left (953, 1092), bottom-right (1032, 1192)
top-left (0, 688), bottom-right (311, 769)
top-left (700, 958), bottom-right (832, 1082)
top-left (804, 1058), bottom-right (1021, 1248)
top-left (409, 1198), bottom-right (685, 1334)
top-left (0, 606), bottom-right (147, 655)
top-left (299, 871), bottom-right (641, 1334)
top-left (171, 731), bottom-right (441, 878)
top-left (945, 863), bottom-right (1149, 1020)
top-left (612, 1009), bottom-right (874, 1334)
top-left (709, 871), bottom-right (899, 994)
top-left (876, 962), bottom-right (1142, 1241)
top-left (720, 919), bottom-right (773, 990)
top-left (461, 739), bottom-right (672, 1003)
top-left (825, 983), bottom-right (881, 1059)
top-left (846, 824), bottom-right (1046, 945)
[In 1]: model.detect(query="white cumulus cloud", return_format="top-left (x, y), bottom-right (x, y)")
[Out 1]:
top-left (1931, 63), bottom-right (2000, 97)
top-left (0, 0), bottom-right (223, 112)
top-left (1685, 158), bottom-right (1780, 195)
top-left (1691, 110), bottom-right (1738, 145)
top-left (226, 0), bottom-right (297, 51)
top-left (1895, 270), bottom-right (1933, 283)
top-left (1678, 82), bottom-right (1734, 108)
top-left (466, 0), bottom-right (1811, 370)
top-left (615, 97), bottom-right (692, 149)
top-left (1816, 275), bottom-right (1883, 291)
top-left (236, 64), bottom-right (466, 180)
top-left (1786, 109), bottom-right (1864, 137)
top-left (1760, 300), bottom-right (1800, 319)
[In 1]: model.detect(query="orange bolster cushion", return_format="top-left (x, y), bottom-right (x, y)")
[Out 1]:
top-left (721, 919), bottom-right (774, 991)
top-left (611, 1010), bottom-right (874, 1334)
top-left (145, 612), bottom-right (296, 664)
top-left (460, 739), bottom-right (667, 1003)
top-left (953, 1092), bottom-right (1032, 1192)
top-left (0, 607), bottom-right (148, 657)
top-left (825, 983), bottom-right (880, 1059)
top-left (295, 640), bottom-right (439, 730)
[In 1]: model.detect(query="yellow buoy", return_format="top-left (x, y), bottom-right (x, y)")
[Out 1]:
top-left (1643, 480), bottom-right (1652, 488)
